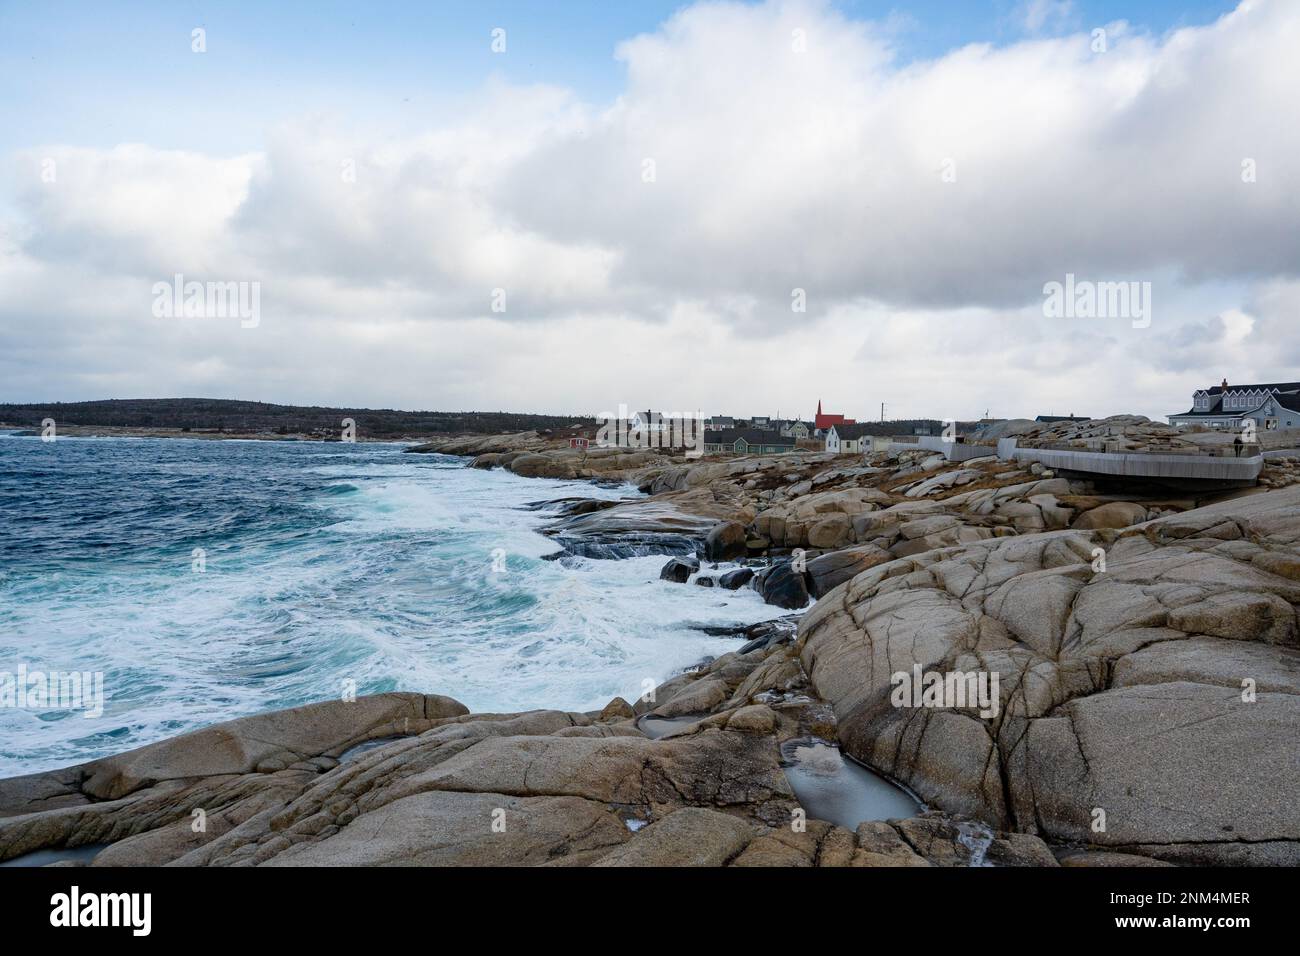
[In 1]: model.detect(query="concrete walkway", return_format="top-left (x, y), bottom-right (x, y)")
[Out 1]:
top-left (885, 435), bottom-right (1262, 485)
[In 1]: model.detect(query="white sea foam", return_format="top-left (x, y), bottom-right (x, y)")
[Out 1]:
top-left (0, 441), bottom-right (785, 775)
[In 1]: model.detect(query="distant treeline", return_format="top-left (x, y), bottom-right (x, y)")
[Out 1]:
top-left (869, 419), bottom-right (980, 436)
top-left (0, 398), bottom-right (589, 436)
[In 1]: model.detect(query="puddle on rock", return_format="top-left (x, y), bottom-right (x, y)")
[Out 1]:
top-left (781, 738), bottom-right (919, 829)
top-left (0, 843), bottom-right (108, 867)
top-left (338, 735), bottom-right (408, 763)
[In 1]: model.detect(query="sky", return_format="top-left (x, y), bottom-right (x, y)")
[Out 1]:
top-left (2, 0), bottom-right (1296, 422)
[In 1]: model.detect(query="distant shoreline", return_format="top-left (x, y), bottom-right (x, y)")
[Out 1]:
top-left (0, 398), bottom-right (588, 441)
top-left (0, 424), bottom-right (429, 443)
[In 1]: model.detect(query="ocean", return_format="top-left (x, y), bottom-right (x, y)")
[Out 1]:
top-left (0, 435), bottom-right (784, 777)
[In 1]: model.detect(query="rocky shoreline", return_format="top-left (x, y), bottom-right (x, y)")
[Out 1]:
top-left (2, 417), bottom-right (1297, 866)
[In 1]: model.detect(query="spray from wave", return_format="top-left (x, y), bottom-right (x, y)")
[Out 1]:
top-left (0, 436), bottom-right (782, 775)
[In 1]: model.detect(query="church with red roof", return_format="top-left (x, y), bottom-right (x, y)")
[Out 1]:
top-left (814, 400), bottom-right (855, 432)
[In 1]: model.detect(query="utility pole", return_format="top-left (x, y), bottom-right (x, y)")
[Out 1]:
top-left (880, 402), bottom-right (886, 423)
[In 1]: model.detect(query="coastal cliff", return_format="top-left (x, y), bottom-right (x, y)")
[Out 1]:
top-left (3, 419), bottom-right (1299, 866)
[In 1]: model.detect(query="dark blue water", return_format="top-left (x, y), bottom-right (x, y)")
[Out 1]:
top-left (0, 434), bottom-right (782, 776)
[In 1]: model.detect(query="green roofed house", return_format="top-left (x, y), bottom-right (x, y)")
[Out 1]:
top-left (703, 428), bottom-right (797, 455)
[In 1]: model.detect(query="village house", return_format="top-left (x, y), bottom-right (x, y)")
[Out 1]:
top-left (778, 419), bottom-right (811, 439)
top-left (598, 410), bottom-right (707, 451)
top-left (704, 415), bottom-right (735, 432)
top-left (627, 410), bottom-right (670, 433)
top-left (1168, 379), bottom-right (1300, 431)
top-left (703, 428), bottom-right (797, 455)
top-left (825, 422), bottom-right (873, 454)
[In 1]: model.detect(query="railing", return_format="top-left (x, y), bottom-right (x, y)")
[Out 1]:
top-left (1025, 441), bottom-right (1261, 458)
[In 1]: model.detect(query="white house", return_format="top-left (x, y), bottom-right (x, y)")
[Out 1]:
top-left (1168, 379), bottom-right (1300, 431)
top-left (826, 422), bottom-right (872, 453)
top-left (628, 410), bottom-right (668, 433)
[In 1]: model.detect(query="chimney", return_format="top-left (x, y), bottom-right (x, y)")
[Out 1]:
top-left (1222, 378), bottom-right (1229, 388)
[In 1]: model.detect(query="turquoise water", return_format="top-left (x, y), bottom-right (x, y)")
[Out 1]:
top-left (0, 435), bottom-right (783, 776)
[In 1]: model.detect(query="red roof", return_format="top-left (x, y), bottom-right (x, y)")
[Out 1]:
top-left (814, 400), bottom-right (855, 431)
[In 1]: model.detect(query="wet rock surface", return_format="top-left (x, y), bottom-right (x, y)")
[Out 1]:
top-left (753, 560), bottom-right (811, 610)
top-left (719, 567), bottom-right (756, 590)
top-left (659, 556), bottom-right (700, 583)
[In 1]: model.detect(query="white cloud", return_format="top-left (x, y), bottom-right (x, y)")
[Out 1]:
top-left (1019, 0), bottom-right (1076, 34)
top-left (3, 0), bottom-right (1298, 420)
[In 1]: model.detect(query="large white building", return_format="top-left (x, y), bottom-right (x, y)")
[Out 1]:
top-left (1168, 379), bottom-right (1300, 430)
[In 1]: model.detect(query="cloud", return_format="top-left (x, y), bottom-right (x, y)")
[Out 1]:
top-left (12, 145), bottom-right (255, 276)
top-left (2, 0), bottom-right (1298, 418)
top-left (504, 0), bottom-right (1298, 319)
top-left (1018, 1), bottom-right (1076, 34)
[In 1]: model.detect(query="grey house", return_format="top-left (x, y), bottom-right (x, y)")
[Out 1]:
top-left (1168, 379), bottom-right (1300, 431)
top-left (703, 428), bottom-right (796, 455)
top-left (778, 419), bottom-right (812, 439)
